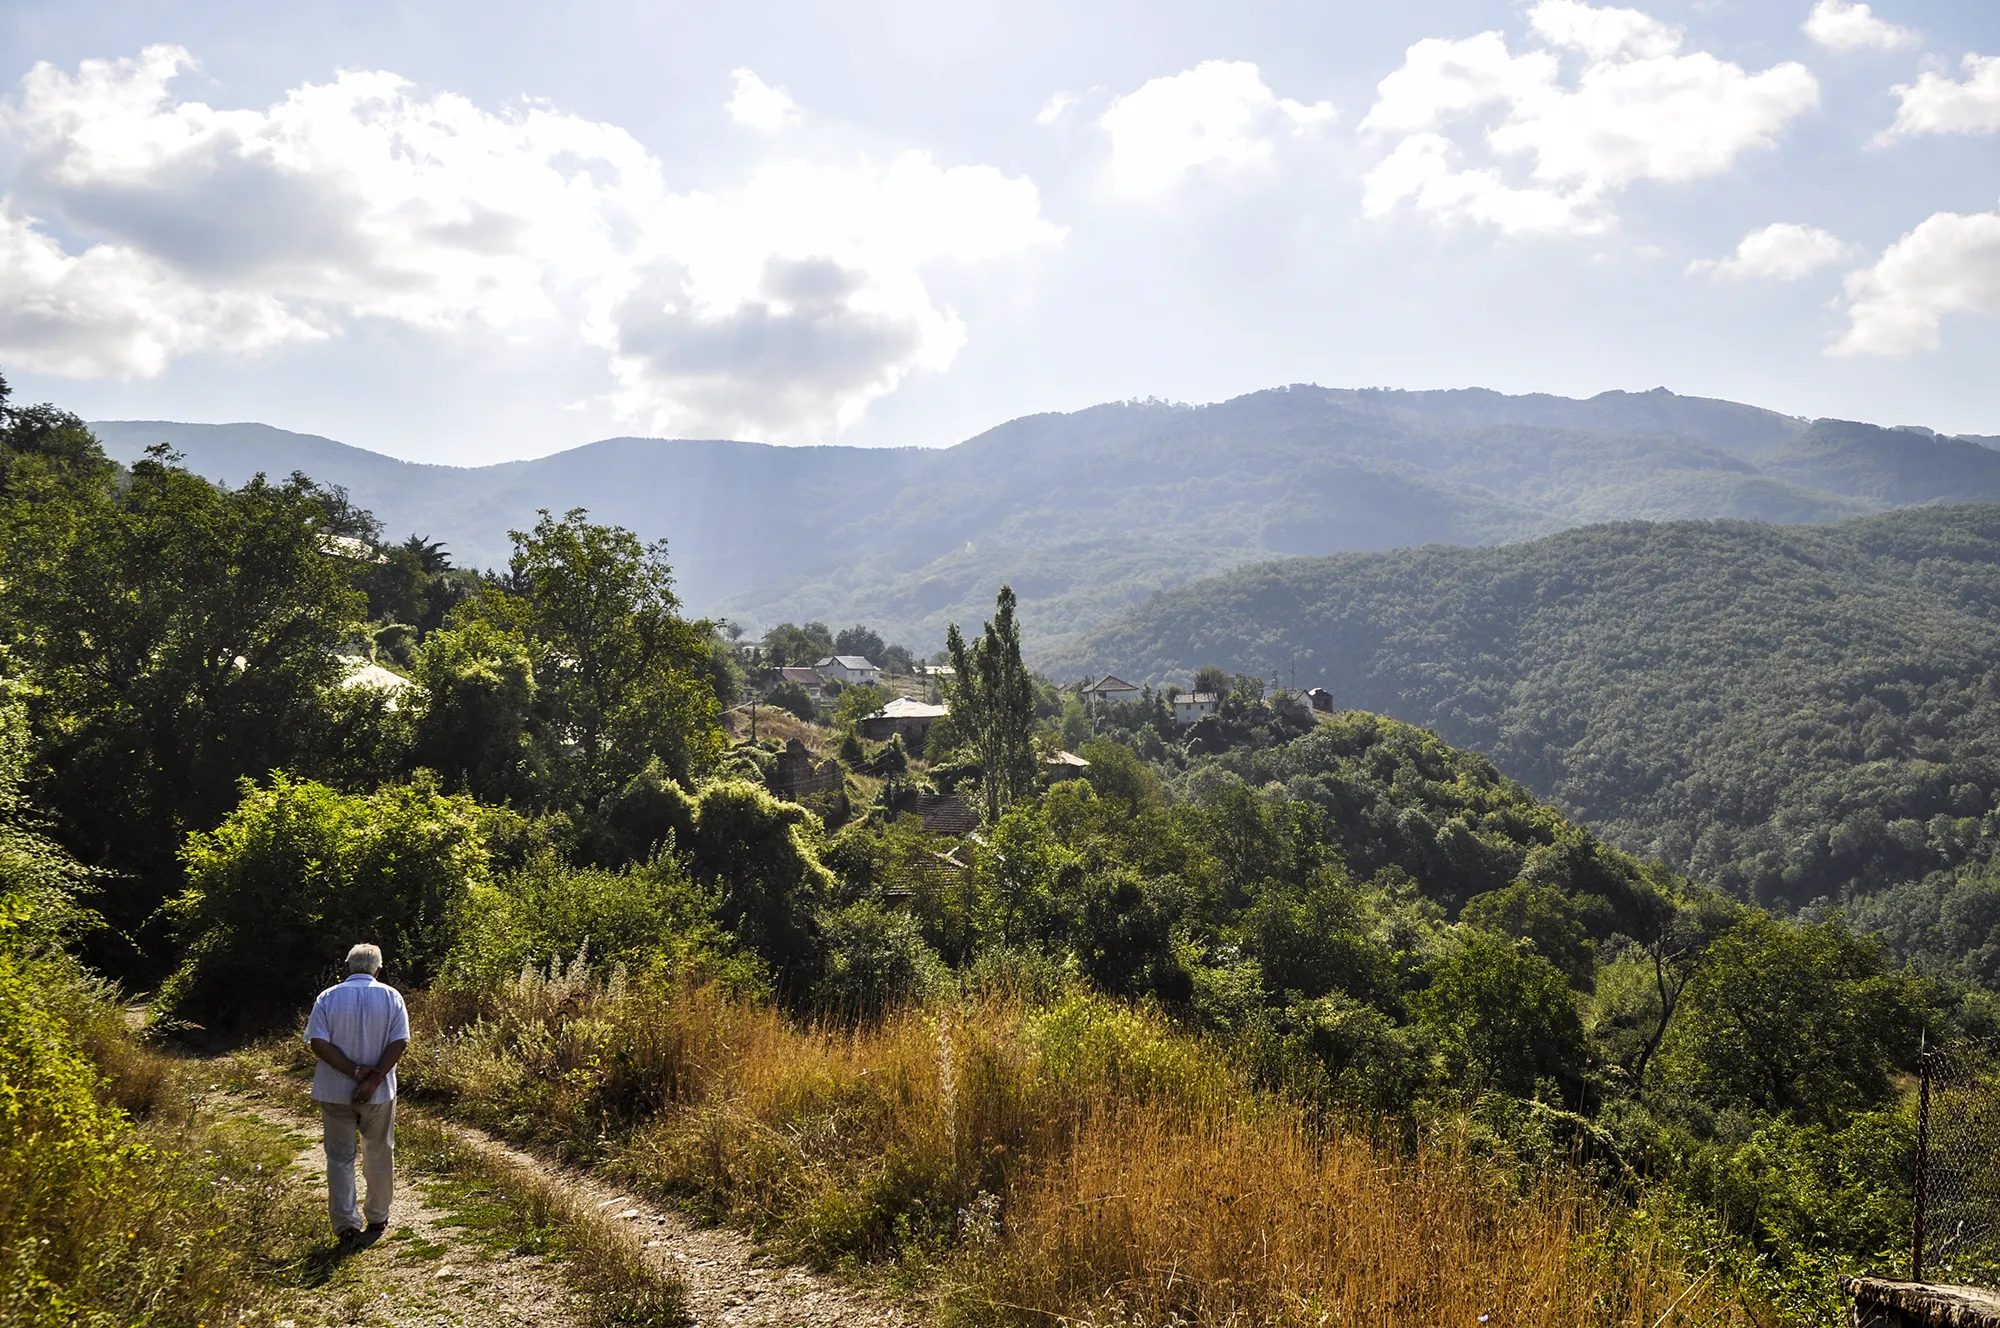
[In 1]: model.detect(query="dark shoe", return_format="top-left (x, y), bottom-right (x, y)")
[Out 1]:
top-left (364, 1221), bottom-right (388, 1236)
top-left (335, 1227), bottom-right (362, 1243)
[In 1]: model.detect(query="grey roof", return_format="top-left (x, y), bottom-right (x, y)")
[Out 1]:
top-left (1177, 692), bottom-right (1221, 704)
top-left (817, 655), bottom-right (880, 670)
top-left (1083, 675), bottom-right (1140, 693)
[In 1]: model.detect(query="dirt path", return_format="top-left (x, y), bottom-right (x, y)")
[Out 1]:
top-left (220, 1089), bottom-right (586, 1328)
top-left (227, 1066), bottom-right (914, 1328)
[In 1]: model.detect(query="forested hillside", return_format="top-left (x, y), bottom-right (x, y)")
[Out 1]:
top-left (94, 385), bottom-right (1998, 653)
top-left (1062, 505), bottom-right (2000, 918)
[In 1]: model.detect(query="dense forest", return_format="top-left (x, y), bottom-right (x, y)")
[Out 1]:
top-left (6, 373), bottom-right (1997, 1325)
top-left (1063, 508), bottom-right (2000, 947)
top-left (97, 384), bottom-right (2000, 654)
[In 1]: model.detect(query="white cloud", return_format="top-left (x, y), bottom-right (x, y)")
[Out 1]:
top-left (727, 68), bottom-right (800, 133)
top-left (1099, 60), bottom-right (1334, 196)
top-left (1881, 54), bottom-right (2000, 140)
top-left (1036, 90), bottom-right (1078, 126)
top-left (1803, 1), bottom-right (1917, 52)
top-left (1528, 0), bottom-right (1680, 60)
top-left (1688, 222), bottom-right (1854, 280)
top-left (0, 206), bottom-right (317, 376)
top-left (1361, 1), bottom-right (1819, 235)
top-left (1834, 206), bottom-right (2000, 355)
top-left (1364, 133), bottom-right (1593, 234)
top-left (0, 47), bottom-right (1061, 439)
top-left (594, 152), bottom-right (1062, 436)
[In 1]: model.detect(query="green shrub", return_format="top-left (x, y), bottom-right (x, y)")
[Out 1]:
top-left (813, 899), bottom-right (946, 1020)
top-left (686, 779), bottom-right (834, 986)
top-left (1657, 913), bottom-right (1922, 1125)
top-left (443, 850), bottom-right (755, 994)
top-left (159, 772), bottom-right (489, 1031)
top-left (1416, 930), bottom-right (1585, 1099)
top-left (767, 681), bottom-right (815, 721)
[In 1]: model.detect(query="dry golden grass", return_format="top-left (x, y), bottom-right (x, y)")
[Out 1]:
top-left (409, 971), bottom-right (1758, 1328)
top-left (970, 1103), bottom-right (1740, 1327)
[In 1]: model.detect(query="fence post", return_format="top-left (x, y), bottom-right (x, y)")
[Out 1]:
top-left (1914, 1044), bottom-right (1930, 1282)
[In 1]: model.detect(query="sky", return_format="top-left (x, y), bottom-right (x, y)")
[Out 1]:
top-left (0, 0), bottom-right (1996, 464)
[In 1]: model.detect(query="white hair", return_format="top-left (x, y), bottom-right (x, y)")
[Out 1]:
top-left (346, 943), bottom-right (384, 974)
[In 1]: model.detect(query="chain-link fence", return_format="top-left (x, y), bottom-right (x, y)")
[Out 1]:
top-left (1915, 1044), bottom-right (2000, 1284)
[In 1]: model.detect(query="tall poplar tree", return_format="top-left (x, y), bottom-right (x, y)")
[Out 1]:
top-left (945, 585), bottom-right (1037, 823)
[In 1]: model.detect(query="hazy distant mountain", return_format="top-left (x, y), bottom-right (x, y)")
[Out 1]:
top-left (93, 385), bottom-right (1998, 651)
top-left (1057, 504), bottom-right (2000, 911)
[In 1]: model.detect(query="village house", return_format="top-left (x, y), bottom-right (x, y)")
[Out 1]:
top-left (816, 655), bottom-right (882, 686)
top-left (1080, 674), bottom-right (1141, 708)
top-left (1305, 687), bottom-right (1335, 713)
top-left (1172, 692), bottom-right (1221, 726)
top-left (771, 666), bottom-right (828, 702)
top-left (1046, 750), bottom-right (1091, 781)
top-left (858, 696), bottom-right (949, 747)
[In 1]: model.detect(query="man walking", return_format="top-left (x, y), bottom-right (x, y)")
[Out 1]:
top-left (304, 943), bottom-right (410, 1241)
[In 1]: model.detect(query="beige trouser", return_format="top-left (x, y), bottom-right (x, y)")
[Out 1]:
top-left (321, 1099), bottom-right (396, 1233)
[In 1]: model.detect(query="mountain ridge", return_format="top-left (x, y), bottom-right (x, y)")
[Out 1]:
top-left (92, 384), bottom-right (1998, 651)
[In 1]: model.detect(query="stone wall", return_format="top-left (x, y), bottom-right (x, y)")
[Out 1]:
top-left (1841, 1276), bottom-right (2000, 1327)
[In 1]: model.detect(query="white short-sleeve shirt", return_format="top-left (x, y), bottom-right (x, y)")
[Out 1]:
top-left (303, 973), bottom-right (411, 1105)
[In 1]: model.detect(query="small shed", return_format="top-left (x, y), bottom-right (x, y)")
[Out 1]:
top-left (1304, 687), bottom-right (1335, 713)
top-left (1081, 675), bottom-right (1141, 708)
top-left (1172, 692), bottom-right (1221, 726)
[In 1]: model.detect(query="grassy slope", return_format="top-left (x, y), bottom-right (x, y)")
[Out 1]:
top-left (1059, 503), bottom-right (2000, 908)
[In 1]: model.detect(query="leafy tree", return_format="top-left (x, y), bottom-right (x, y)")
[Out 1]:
top-left (158, 774), bottom-right (489, 1031)
top-left (945, 586), bottom-right (1038, 822)
top-left (441, 849), bottom-right (744, 994)
top-left (878, 643), bottom-right (916, 675)
top-left (1193, 665), bottom-right (1231, 698)
top-left (1074, 857), bottom-right (1189, 1004)
top-left (1077, 736), bottom-right (1161, 813)
top-left (1, 447), bottom-right (367, 958)
top-left (833, 624), bottom-right (886, 661)
top-left (870, 734), bottom-right (910, 800)
top-left (1416, 931), bottom-right (1586, 1099)
top-left (1460, 881), bottom-right (1601, 988)
top-left (1657, 914), bottom-right (1923, 1125)
top-left (357, 534), bottom-right (477, 635)
top-left (409, 618), bottom-right (538, 803)
top-left (831, 683), bottom-right (890, 733)
top-left (0, 372), bottom-right (116, 496)
top-left (765, 621), bottom-right (833, 667)
top-left (463, 509), bottom-right (723, 805)
top-left (1244, 871), bottom-right (1388, 1003)
top-left (814, 899), bottom-right (944, 1020)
